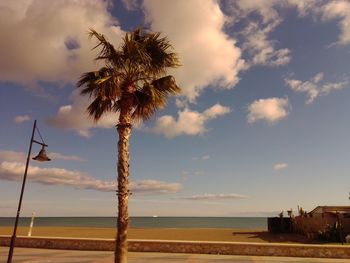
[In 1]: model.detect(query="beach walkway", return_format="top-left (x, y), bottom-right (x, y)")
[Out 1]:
top-left (1, 247), bottom-right (349, 263)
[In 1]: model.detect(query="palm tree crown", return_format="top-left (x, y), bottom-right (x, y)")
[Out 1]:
top-left (77, 28), bottom-right (181, 122)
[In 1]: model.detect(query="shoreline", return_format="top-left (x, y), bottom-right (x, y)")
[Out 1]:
top-left (0, 226), bottom-right (313, 244)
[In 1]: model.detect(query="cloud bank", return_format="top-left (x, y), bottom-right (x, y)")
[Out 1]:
top-left (178, 193), bottom-right (249, 200)
top-left (0, 150), bottom-right (84, 163)
top-left (0, 151), bottom-right (26, 162)
top-left (0, 161), bottom-right (182, 195)
top-left (5, 0), bottom-right (350, 139)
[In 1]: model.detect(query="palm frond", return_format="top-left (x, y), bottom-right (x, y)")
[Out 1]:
top-left (132, 90), bottom-right (162, 121)
top-left (113, 100), bottom-right (121, 113)
top-left (132, 75), bottom-right (181, 121)
top-left (142, 32), bottom-right (180, 75)
top-left (122, 30), bottom-right (151, 67)
top-left (87, 96), bottom-right (113, 121)
top-left (150, 75), bottom-right (181, 95)
top-left (121, 29), bottom-right (180, 78)
top-left (77, 71), bottom-right (97, 92)
top-left (89, 28), bottom-right (123, 67)
top-left (78, 67), bottom-right (121, 100)
top-left (78, 67), bottom-right (122, 121)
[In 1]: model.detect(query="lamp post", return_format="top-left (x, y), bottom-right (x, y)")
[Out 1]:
top-left (7, 120), bottom-right (51, 263)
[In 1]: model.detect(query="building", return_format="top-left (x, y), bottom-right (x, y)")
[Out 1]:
top-left (309, 206), bottom-right (350, 218)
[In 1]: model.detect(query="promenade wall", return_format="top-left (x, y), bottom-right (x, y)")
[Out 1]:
top-left (1, 235), bottom-right (350, 259)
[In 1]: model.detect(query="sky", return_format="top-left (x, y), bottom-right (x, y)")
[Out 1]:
top-left (1, 0), bottom-right (350, 217)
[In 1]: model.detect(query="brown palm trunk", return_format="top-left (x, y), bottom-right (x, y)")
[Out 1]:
top-left (115, 91), bottom-right (133, 263)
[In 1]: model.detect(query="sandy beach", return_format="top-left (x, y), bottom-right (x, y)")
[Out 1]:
top-left (0, 227), bottom-right (312, 243)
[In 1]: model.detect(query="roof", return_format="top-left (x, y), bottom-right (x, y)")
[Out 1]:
top-left (309, 206), bottom-right (350, 215)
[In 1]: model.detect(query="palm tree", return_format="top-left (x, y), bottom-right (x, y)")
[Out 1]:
top-left (77, 28), bottom-right (181, 263)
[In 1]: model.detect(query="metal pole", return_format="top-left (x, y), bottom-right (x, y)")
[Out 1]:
top-left (7, 120), bottom-right (36, 263)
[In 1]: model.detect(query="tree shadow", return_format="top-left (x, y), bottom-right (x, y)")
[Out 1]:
top-left (231, 231), bottom-right (318, 244)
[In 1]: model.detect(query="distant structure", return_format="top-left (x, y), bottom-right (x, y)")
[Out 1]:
top-left (309, 206), bottom-right (350, 218)
top-left (293, 205), bottom-right (350, 240)
top-left (27, 212), bottom-right (35, 237)
top-left (268, 205), bottom-right (350, 239)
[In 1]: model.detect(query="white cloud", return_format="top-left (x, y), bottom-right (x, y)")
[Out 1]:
top-left (203, 104), bottom-right (231, 119)
top-left (241, 21), bottom-right (291, 67)
top-left (0, 0), bottom-right (124, 86)
top-left (0, 150), bottom-right (84, 163)
top-left (285, 73), bottom-right (348, 104)
top-left (273, 163), bottom-right (288, 171)
top-left (178, 193), bottom-right (249, 200)
top-left (181, 170), bottom-right (204, 177)
top-left (0, 161), bottom-right (182, 195)
top-left (321, 1), bottom-right (350, 45)
top-left (175, 98), bottom-right (188, 109)
top-left (143, 0), bottom-right (246, 101)
top-left (223, 0), bottom-right (291, 67)
top-left (130, 180), bottom-right (182, 194)
top-left (14, 115), bottom-right (30, 124)
top-left (48, 90), bottom-right (146, 137)
top-left (322, 82), bottom-right (348, 94)
top-left (47, 92), bottom-right (118, 137)
top-left (258, 1), bottom-right (350, 47)
top-left (121, 0), bottom-right (141, 11)
top-left (284, 0), bottom-right (350, 46)
top-left (192, 155), bottom-right (210, 161)
top-left (49, 152), bottom-right (85, 162)
top-left (152, 104), bottom-right (230, 138)
top-left (0, 151), bottom-right (26, 162)
top-left (224, 0), bottom-right (319, 24)
top-left (247, 98), bottom-right (290, 124)
top-left (286, 0), bottom-right (318, 16)
top-left (202, 155), bottom-right (210, 160)
top-left (313, 72), bottom-right (324, 83)
top-left (222, 0), bottom-right (350, 66)
top-left (0, 204), bottom-right (14, 209)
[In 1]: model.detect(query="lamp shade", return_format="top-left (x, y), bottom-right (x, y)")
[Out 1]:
top-left (32, 147), bottom-right (51, 162)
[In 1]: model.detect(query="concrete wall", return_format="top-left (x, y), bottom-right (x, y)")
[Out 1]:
top-left (1, 236), bottom-right (350, 259)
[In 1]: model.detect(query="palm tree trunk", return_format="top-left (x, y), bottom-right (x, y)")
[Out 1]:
top-left (115, 92), bottom-right (133, 263)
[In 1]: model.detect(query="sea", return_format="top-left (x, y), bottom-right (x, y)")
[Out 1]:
top-left (0, 217), bottom-right (267, 229)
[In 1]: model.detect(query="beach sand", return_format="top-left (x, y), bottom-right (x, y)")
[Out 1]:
top-left (0, 227), bottom-right (312, 243)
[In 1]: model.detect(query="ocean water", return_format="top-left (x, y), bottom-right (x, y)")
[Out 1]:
top-left (0, 217), bottom-right (267, 229)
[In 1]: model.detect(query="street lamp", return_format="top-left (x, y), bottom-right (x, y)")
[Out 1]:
top-left (7, 120), bottom-right (51, 263)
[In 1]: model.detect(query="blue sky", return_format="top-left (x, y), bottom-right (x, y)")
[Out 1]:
top-left (1, 0), bottom-right (350, 217)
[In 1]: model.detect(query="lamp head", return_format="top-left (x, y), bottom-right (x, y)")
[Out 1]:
top-left (32, 146), bottom-right (51, 162)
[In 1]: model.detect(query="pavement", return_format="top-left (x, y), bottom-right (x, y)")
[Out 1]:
top-left (1, 247), bottom-right (350, 263)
